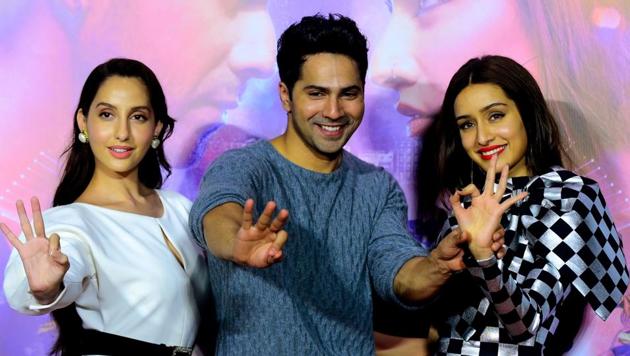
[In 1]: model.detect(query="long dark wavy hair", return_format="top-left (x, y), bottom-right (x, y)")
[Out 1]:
top-left (50, 58), bottom-right (175, 355)
top-left (416, 55), bottom-right (566, 240)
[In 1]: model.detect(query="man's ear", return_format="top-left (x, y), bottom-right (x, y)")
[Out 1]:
top-left (278, 82), bottom-right (292, 113)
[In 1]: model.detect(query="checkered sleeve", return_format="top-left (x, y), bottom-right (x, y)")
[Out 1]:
top-left (520, 170), bottom-right (628, 321)
top-left (467, 253), bottom-right (565, 342)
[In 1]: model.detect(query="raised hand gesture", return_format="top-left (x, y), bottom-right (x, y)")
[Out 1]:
top-left (0, 197), bottom-right (68, 304)
top-left (449, 155), bottom-right (527, 260)
top-left (232, 199), bottom-right (289, 268)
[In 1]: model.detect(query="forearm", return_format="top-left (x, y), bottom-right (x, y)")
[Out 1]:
top-left (470, 256), bottom-right (564, 341)
top-left (394, 254), bottom-right (452, 302)
top-left (202, 202), bottom-right (242, 262)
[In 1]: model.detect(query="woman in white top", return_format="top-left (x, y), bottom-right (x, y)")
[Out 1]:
top-left (2, 58), bottom-right (208, 355)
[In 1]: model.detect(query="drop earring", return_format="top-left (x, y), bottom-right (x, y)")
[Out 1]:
top-left (151, 136), bottom-right (161, 149)
top-left (78, 131), bottom-right (89, 143)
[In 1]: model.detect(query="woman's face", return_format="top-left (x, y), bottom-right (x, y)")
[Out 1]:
top-left (454, 83), bottom-right (530, 177)
top-left (77, 76), bottom-right (162, 179)
top-left (370, 0), bottom-right (537, 135)
top-left (79, 0), bottom-right (276, 167)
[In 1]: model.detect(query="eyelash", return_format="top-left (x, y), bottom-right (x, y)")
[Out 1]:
top-left (458, 121), bottom-right (474, 130)
top-left (489, 112), bottom-right (504, 120)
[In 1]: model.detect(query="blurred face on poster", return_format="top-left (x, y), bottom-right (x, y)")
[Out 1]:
top-left (370, 0), bottom-right (537, 135)
top-left (79, 0), bottom-right (276, 167)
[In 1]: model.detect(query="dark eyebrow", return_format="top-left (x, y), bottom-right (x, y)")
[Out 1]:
top-left (341, 85), bottom-right (362, 93)
top-left (302, 84), bottom-right (363, 93)
top-left (95, 102), bottom-right (152, 113)
top-left (303, 85), bottom-right (329, 92)
top-left (480, 102), bottom-right (507, 112)
top-left (455, 102), bottom-right (507, 121)
top-left (95, 102), bottom-right (115, 109)
top-left (130, 106), bottom-right (152, 113)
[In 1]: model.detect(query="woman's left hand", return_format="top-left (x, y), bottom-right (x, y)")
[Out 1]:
top-left (450, 155), bottom-right (527, 260)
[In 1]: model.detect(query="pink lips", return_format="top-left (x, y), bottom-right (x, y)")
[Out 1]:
top-left (477, 144), bottom-right (506, 160)
top-left (108, 146), bottom-right (134, 159)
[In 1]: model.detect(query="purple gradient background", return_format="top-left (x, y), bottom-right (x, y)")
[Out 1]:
top-left (1, 1), bottom-right (628, 354)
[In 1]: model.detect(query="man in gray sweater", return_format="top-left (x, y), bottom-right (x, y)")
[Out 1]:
top-left (190, 14), bottom-right (502, 355)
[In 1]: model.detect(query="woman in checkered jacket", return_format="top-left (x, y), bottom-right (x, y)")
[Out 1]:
top-left (416, 55), bottom-right (629, 355)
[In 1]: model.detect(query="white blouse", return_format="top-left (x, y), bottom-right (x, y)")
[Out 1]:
top-left (3, 190), bottom-right (208, 347)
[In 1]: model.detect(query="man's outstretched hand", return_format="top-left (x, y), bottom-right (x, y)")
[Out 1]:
top-left (232, 199), bottom-right (289, 268)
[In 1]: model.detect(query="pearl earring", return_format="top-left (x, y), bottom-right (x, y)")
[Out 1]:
top-left (151, 136), bottom-right (160, 149)
top-left (78, 131), bottom-right (89, 143)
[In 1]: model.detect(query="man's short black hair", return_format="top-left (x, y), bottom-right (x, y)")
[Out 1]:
top-left (276, 13), bottom-right (368, 96)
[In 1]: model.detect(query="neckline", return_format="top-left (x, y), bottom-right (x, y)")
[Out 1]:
top-left (72, 189), bottom-right (166, 219)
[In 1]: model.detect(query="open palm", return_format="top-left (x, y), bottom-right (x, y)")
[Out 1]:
top-left (450, 155), bottom-right (527, 260)
top-left (0, 197), bottom-right (68, 304)
top-left (233, 199), bottom-right (289, 268)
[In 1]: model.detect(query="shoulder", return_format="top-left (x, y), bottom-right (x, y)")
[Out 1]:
top-left (214, 140), bottom-right (268, 163)
top-left (531, 167), bottom-right (602, 201)
top-left (525, 167), bottom-right (605, 217)
top-left (40, 204), bottom-right (97, 240)
top-left (43, 204), bottom-right (92, 225)
top-left (343, 150), bottom-right (396, 183)
top-left (157, 189), bottom-right (192, 212)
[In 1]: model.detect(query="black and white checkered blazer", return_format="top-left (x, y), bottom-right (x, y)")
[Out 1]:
top-left (432, 167), bottom-right (629, 355)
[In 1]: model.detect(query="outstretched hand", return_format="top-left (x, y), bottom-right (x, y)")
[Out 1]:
top-left (431, 228), bottom-right (506, 273)
top-left (232, 199), bottom-right (289, 268)
top-left (450, 155), bottom-right (527, 260)
top-left (0, 197), bottom-right (68, 304)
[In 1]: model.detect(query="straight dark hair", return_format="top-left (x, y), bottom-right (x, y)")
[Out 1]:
top-left (50, 58), bottom-right (175, 355)
top-left (417, 55), bottom-right (565, 239)
top-left (276, 13), bottom-right (369, 96)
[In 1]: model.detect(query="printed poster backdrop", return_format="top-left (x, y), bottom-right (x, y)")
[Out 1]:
top-left (0, 0), bottom-right (628, 354)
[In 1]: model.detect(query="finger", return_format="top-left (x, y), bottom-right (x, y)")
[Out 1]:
top-left (267, 249), bottom-right (283, 265)
top-left (499, 192), bottom-right (529, 211)
top-left (459, 230), bottom-right (471, 245)
top-left (31, 197), bottom-right (46, 238)
top-left (49, 233), bottom-right (69, 267)
top-left (0, 222), bottom-right (23, 251)
top-left (272, 230), bottom-right (288, 252)
top-left (496, 245), bottom-right (506, 259)
top-left (255, 201), bottom-right (277, 231)
top-left (483, 154), bottom-right (498, 194)
top-left (16, 200), bottom-right (34, 241)
top-left (494, 164), bottom-right (510, 199)
top-left (51, 249), bottom-right (70, 268)
top-left (449, 191), bottom-right (464, 215)
top-left (269, 209), bottom-right (289, 233)
top-left (492, 228), bottom-right (505, 243)
top-left (49, 233), bottom-right (61, 256)
top-left (458, 184), bottom-right (481, 198)
top-left (445, 228), bottom-right (467, 246)
top-left (241, 199), bottom-right (255, 230)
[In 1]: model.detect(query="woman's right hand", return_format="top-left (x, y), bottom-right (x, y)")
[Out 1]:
top-left (0, 197), bottom-right (69, 304)
top-left (449, 155), bottom-right (527, 260)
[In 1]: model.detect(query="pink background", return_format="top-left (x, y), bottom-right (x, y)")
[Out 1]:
top-left (1, 1), bottom-right (628, 354)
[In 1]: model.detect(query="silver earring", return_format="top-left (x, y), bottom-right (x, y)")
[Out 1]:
top-left (78, 131), bottom-right (88, 143)
top-left (151, 136), bottom-right (160, 149)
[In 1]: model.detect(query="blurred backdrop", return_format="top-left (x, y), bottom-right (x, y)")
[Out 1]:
top-left (1, 0), bottom-right (628, 354)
